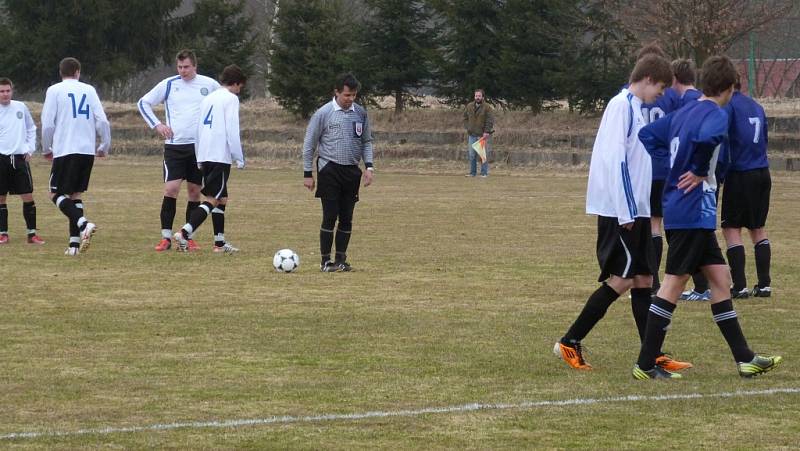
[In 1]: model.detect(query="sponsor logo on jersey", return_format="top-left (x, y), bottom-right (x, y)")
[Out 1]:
top-left (354, 122), bottom-right (363, 137)
top-left (17, 111), bottom-right (23, 119)
top-left (201, 87), bottom-right (209, 96)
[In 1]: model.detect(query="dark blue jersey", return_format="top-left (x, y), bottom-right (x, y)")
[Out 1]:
top-left (641, 87), bottom-right (680, 180)
top-left (724, 92), bottom-right (768, 171)
top-left (678, 88), bottom-right (702, 108)
top-left (639, 100), bottom-right (729, 230)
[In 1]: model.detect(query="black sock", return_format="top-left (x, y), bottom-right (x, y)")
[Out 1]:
top-left (334, 227), bottom-right (352, 262)
top-left (186, 201), bottom-right (200, 223)
top-left (73, 199), bottom-right (85, 236)
top-left (212, 204), bottom-right (226, 246)
top-left (630, 288), bottom-right (652, 344)
top-left (636, 296), bottom-right (676, 370)
top-left (726, 245), bottom-right (747, 291)
top-left (754, 239), bottom-right (771, 288)
top-left (320, 228), bottom-right (334, 262)
top-left (652, 235), bottom-right (663, 290)
top-left (0, 203), bottom-right (7, 234)
top-left (692, 271), bottom-right (709, 293)
top-left (184, 201), bottom-right (211, 237)
top-left (23, 201), bottom-right (36, 235)
top-left (53, 195), bottom-right (85, 232)
top-left (562, 283), bottom-right (620, 343)
top-left (160, 196), bottom-right (177, 235)
top-left (712, 299), bottom-right (754, 363)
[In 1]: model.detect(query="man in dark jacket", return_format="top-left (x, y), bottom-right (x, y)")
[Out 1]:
top-left (463, 89), bottom-right (494, 177)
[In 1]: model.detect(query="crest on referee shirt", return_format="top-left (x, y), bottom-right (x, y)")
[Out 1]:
top-left (17, 111), bottom-right (23, 119)
top-left (201, 87), bottom-right (209, 96)
top-left (354, 121), bottom-right (364, 137)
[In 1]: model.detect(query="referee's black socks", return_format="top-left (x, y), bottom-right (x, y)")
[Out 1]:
top-left (562, 283), bottom-right (619, 344)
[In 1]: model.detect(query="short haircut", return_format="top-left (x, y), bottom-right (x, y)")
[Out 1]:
top-left (0, 77), bottom-right (12, 87)
top-left (475, 88), bottom-right (485, 96)
top-left (176, 49), bottom-right (197, 66)
top-left (629, 54), bottom-right (673, 86)
top-left (220, 64), bottom-right (247, 86)
top-left (335, 73), bottom-right (360, 92)
top-left (59, 57), bottom-right (81, 77)
top-left (671, 58), bottom-right (696, 85)
top-left (699, 55), bottom-right (737, 97)
top-left (636, 42), bottom-right (668, 61)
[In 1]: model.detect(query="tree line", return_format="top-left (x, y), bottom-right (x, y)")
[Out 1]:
top-left (1, 0), bottom-right (795, 117)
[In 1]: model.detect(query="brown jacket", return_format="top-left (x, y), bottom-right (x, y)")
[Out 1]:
top-left (463, 101), bottom-right (495, 137)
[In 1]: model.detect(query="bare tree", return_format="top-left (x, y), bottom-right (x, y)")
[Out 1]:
top-left (623, 0), bottom-right (797, 65)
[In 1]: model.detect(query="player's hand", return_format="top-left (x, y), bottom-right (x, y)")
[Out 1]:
top-left (43, 152), bottom-right (53, 161)
top-left (236, 160), bottom-right (245, 169)
top-left (677, 170), bottom-right (705, 193)
top-left (620, 221), bottom-right (634, 231)
top-left (304, 177), bottom-right (315, 191)
top-left (155, 124), bottom-right (174, 140)
top-left (482, 132), bottom-right (490, 139)
top-left (96, 147), bottom-right (108, 158)
top-left (363, 169), bottom-right (374, 187)
top-left (24, 153), bottom-right (32, 162)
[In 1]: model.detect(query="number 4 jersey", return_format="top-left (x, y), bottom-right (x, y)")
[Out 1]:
top-left (195, 87), bottom-right (243, 165)
top-left (41, 78), bottom-right (111, 158)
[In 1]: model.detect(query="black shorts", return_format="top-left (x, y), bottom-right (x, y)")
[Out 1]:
top-left (721, 168), bottom-right (770, 229)
top-left (200, 162), bottom-right (231, 199)
top-left (49, 154), bottom-right (94, 195)
top-left (164, 144), bottom-right (202, 185)
top-left (596, 216), bottom-right (654, 282)
top-left (0, 155), bottom-right (34, 195)
top-left (649, 179), bottom-right (665, 218)
top-left (315, 161), bottom-right (361, 202)
top-left (664, 229), bottom-right (726, 276)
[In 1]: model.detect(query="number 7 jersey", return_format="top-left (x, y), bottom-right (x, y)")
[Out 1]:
top-left (41, 79), bottom-right (111, 158)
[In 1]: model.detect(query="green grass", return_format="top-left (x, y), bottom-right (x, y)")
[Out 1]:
top-left (1, 157), bottom-right (799, 449)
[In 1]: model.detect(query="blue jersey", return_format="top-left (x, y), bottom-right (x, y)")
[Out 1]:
top-left (724, 92), bottom-right (768, 171)
top-left (678, 88), bottom-right (702, 108)
top-left (640, 87), bottom-right (680, 180)
top-left (639, 100), bottom-right (729, 230)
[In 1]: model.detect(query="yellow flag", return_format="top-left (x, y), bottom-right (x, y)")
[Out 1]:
top-left (471, 136), bottom-right (487, 163)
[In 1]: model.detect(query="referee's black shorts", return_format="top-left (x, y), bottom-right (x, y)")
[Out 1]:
top-left (596, 216), bottom-right (654, 282)
top-left (163, 143), bottom-right (202, 185)
top-left (0, 155), bottom-right (34, 195)
top-left (664, 229), bottom-right (726, 276)
top-left (721, 168), bottom-right (770, 229)
top-left (49, 154), bottom-right (94, 195)
top-left (315, 161), bottom-right (361, 202)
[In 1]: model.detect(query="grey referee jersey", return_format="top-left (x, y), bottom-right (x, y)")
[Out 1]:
top-left (303, 99), bottom-right (373, 173)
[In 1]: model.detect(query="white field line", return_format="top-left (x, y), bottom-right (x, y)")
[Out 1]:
top-left (2, 387), bottom-right (799, 441)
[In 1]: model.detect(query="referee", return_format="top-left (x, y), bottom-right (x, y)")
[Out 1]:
top-left (303, 73), bottom-right (374, 272)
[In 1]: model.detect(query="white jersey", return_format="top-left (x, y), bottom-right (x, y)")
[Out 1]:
top-left (586, 88), bottom-right (652, 224)
top-left (41, 79), bottom-right (111, 158)
top-left (0, 100), bottom-right (36, 156)
top-left (138, 74), bottom-right (220, 145)
top-left (196, 88), bottom-right (244, 165)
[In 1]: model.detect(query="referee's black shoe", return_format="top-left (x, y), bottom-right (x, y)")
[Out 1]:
top-left (321, 260), bottom-right (339, 272)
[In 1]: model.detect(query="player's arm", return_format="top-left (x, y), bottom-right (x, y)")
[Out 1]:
top-left (483, 105), bottom-right (494, 138)
top-left (138, 81), bottom-right (172, 139)
top-left (225, 97), bottom-right (245, 168)
top-left (302, 108), bottom-right (324, 190)
top-left (91, 90), bottom-right (111, 156)
top-left (361, 110), bottom-right (374, 187)
top-left (600, 101), bottom-right (635, 226)
top-left (23, 104), bottom-right (37, 159)
top-left (638, 114), bottom-right (671, 159)
top-left (40, 87), bottom-right (57, 157)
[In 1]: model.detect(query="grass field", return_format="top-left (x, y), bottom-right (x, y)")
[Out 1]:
top-left (2, 157), bottom-right (799, 449)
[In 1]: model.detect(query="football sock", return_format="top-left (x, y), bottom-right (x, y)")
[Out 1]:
top-left (0, 203), bottom-right (7, 234)
top-left (160, 196), bottom-right (177, 237)
top-left (212, 204), bottom-right (226, 247)
top-left (185, 202), bottom-right (212, 236)
top-left (726, 244), bottom-right (747, 291)
top-left (630, 288), bottom-right (652, 343)
top-left (53, 195), bottom-right (87, 233)
top-left (651, 235), bottom-right (663, 289)
top-left (562, 283), bottom-right (619, 343)
top-left (23, 201), bottom-right (36, 235)
top-left (636, 296), bottom-right (675, 371)
top-left (334, 226), bottom-right (351, 262)
top-left (754, 239), bottom-right (771, 288)
top-left (692, 271), bottom-right (709, 293)
top-left (186, 201), bottom-right (200, 222)
top-left (712, 299), bottom-right (754, 363)
top-left (320, 227), bottom-right (334, 261)
top-left (69, 236), bottom-right (80, 249)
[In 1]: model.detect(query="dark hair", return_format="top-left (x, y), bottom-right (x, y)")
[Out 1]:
top-left (176, 49), bottom-right (197, 66)
top-left (474, 88), bottom-right (485, 96)
top-left (335, 73), bottom-right (360, 92)
top-left (700, 55), bottom-right (737, 97)
top-left (671, 58), bottom-right (696, 85)
top-left (0, 77), bottom-right (12, 87)
top-left (636, 42), bottom-right (668, 61)
top-left (59, 57), bottom-right (81, 77)
top-left (629, 54), bottom-right (673, 86)
top-left (220, 64), bottom-right (247, 86)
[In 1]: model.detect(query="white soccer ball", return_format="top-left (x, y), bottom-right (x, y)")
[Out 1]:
top-left (273, 248), bottom-right (300, 273)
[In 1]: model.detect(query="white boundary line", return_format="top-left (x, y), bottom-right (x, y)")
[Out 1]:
top-left (2, 387), bottom-right (799, 441)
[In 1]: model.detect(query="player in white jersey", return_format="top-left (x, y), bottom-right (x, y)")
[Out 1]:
top-left (173, 65), bottom-right (246, 254)
top-left (138, 49), bottom-right (221, 252)
top-left (41, 58), bottom-right (111, 256)
top-left (0, 77), bottom-right (44, 245)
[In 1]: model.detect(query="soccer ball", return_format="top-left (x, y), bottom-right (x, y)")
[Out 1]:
top-left (273, 249), bottom-right (300, 272)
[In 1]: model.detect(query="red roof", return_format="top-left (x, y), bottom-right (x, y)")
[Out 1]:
top-left (734, 60), bottom-right (800, 97)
